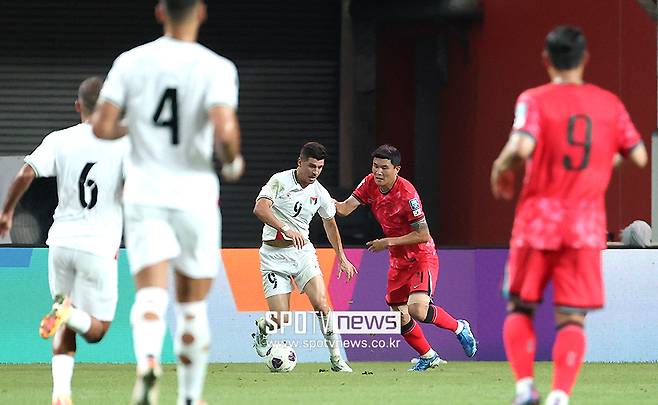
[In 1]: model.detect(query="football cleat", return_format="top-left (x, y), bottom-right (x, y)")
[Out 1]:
top-left (512, 384), bottom-right (540, 405)
top-left (409, 353), bottom-right (442, 372)
top-left (40, 294), bottom-right (72, 339)
top-left (330, 356), bottom-right (353, 372)
top-left (130, 355), bottom-right (161, 405)
top-left (252, 317), bottom-right (271, 357)
top-left (410, 355), bottom-right (447, 367)
top-left (52, 394), bottom-right (73, 405)
top-left (456, 320), bottom-right (477, 357)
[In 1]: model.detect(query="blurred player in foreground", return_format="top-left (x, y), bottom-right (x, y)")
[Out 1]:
top-left (491, 26), bottom-right (647, 405)
top-left (335, 145), bottom-right (477, 371)
top-left (0, 77), bottom-right (128, 405)
top-left (92, 0), bottom-right (244, 404)
top-left (252, 142), bottom-right (356, 372)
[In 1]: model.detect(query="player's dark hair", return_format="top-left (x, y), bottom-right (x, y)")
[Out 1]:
top-left (372, 144), bottom-right (401, 166)
top-left (162, 0), bottom-right (199, 22)
top-left (77, 76), bottom-right (103, 114)
top-left (545, 26), bottom-right (587, 70)
top-left (300, 142), bottom-right (328, 161)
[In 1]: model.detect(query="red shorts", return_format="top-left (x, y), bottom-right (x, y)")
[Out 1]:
top-left (386, 255), bottom-right (439, 306)
top-left (505, 246), bottom-right (604, 310)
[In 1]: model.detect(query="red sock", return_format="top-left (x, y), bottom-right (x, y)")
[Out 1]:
top-left (552, 324), bottom-right (586, 394)
top-left (401, 319), bottom-right (431, 355)
top-left (424, 304), bottom-right (459, 332)
top-left (503, 313), bottom-right (536, 381)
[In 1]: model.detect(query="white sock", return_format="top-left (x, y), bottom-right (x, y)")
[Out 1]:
top-left (66, 308), bottom-right (92, 335)
top-left (130, 287), bottom-right (169, 372)
top-left (52, 354), bottom-right (74, 397)
top-left (318, 312), bottom-right (341, 359)
top-left (420, 348), bottom-right (437, 359)
top-left (546, 389), bottom-right (569, 405)
top-left (454, 321), bottom-right (464, 335)
top-left (174, 301), bottom-right (210, 404)
top-left (516, 377), bottom-right (534, 396)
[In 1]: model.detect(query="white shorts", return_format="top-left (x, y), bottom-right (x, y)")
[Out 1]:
top-left (48, 246), bottom-right (118, 322)
top-left (259, 243), bottom-right (323, 298)
top-left (124, 204), bottom-right (220, 279)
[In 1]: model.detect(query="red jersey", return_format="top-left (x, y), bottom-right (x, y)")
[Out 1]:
top-left (352, 174), bottom-right (436, 266)
top-left (510, 83), bottom-right (642, 250)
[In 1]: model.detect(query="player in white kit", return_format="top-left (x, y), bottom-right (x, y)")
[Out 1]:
top-left (92, 1), bottom-right (243, 404)
top-left (252, 142), bottom-right (356, 372)
top-left (0, 77), bottom-right (128, 405)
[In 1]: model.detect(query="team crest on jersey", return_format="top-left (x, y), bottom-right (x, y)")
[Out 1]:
top-left (310, 196), bottom-right (318, 205)
top-left (409, 198), bottom-right (422, 217)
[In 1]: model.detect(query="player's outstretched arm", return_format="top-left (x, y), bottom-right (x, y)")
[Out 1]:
top-left (253, 198), bottom-right (304, 248)
top-left (334, 195), bottom-right (360, 217)
top-left (0, 164), bottom-right (36, 237)
top-left (210, 106), bottom-right (244, 182)
top-left (91, 102), bottom-right (128, 140)
top-left (322, 217), bottom-right (357, 281)
top-left (491, 132), bottom-right (535, 200)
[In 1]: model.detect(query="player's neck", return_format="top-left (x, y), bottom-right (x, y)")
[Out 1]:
top-left (294, 169), bottom-right (311, 188)
top-left (550, 72), bottom-right (583, 85)
top-left (164, 23), bottom-right (199, 43)
top-left (378, 176), bottom-right (397, 194)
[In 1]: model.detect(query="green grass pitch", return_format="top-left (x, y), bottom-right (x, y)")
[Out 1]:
top-left (1, 362), bottom-right (656, 404)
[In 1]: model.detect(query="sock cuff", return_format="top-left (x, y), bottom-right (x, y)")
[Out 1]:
top-left (556, 321), bottom-right (584, 331)
top-left (401, 319), bottom-right (417, 335)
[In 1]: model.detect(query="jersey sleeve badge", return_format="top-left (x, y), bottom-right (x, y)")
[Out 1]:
top-left (409, 198), bottom-right (422, 217)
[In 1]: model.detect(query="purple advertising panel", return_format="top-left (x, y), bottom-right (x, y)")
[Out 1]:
top-left (341, 249), bottom-right (555, 361)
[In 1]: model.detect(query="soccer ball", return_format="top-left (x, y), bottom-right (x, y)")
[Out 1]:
top-left (265, 342), bottom-right (297, 373)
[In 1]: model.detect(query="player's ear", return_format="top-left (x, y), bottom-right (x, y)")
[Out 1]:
top-left (582, 50), bottom-right (590, 67)
top-left (154, 2), bottom-right (166, 24)
top-left (197, 3), bottom-right (207, 23)
top-left (394, 165), bottom-right (401, 174)
top-left (541, 51), bottom-right (550, 69)
top-left (75, 100), bottom-right (81, 114)
top-left (297, 157), bottom-right (302, 167)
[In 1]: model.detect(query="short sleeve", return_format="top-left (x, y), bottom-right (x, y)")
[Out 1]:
top-left (616, 101), bottom-right (643, 156)
top-left (99, 53), bottom-right (129, 109)
top-left (205, 60), bottom-right (239, 111)
top-left (405, 193), bottom-right (426, 224)
top-left (512, 92), bottom-right (541, 142)
top-left (352, 175), bottom-right (370, 205)
top-left (317, 187), bottom-right (336, 220)
top-left (257, 175), bottom-right (281, 202)
top-left (24, 133), bottom-right (58, 178)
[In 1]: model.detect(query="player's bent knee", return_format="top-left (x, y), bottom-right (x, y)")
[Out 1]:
top-left (407, 302), bottom-right (428, 321)
top-left (130, 287), bottom-right (169, 326)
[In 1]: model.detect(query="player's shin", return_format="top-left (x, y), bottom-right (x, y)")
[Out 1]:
top-left (420, 304), bottom-right (459, 332)
top-left (130, 287), bottom-right (169, 371)
top-left (401, 319), bottom-right (432, 356)
top-left (503, 313), bottom-right (536, 386)
top-left (174, 301), bottom-right (210, 404)
top-left (552, 323), bottom-right (586, 396)
top-left (317, 311), bottom-right (341, 359)
top-left (51, 353), bottom-right (74, 400)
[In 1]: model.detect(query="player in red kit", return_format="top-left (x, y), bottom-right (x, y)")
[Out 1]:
top-left (336, 144), bottom-right (477, 371)
top-left (491, 26), bottom-right (647, 405)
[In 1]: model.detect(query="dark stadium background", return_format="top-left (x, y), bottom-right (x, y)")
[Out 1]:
top-left (0, 0), bottom-right (654, 248)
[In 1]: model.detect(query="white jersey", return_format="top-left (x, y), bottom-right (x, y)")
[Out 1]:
top-left (257, 169), bottom-right (336, 242)
top-left (24, 123), bottom-right (129, 258)
top-left (99, 36), bottom-right (239, 210)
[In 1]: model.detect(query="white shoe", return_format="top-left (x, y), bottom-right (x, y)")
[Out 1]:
top-left (130, 355), bottom-right (161, 405)
top-left (252, 317), bottom-right (271, 357)
top-left (330, 356), bottom-right (353, 372)
top-left (410, 355), bottom-right (448, 367)
top-left (545, 390), bottom-right (569, 405)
